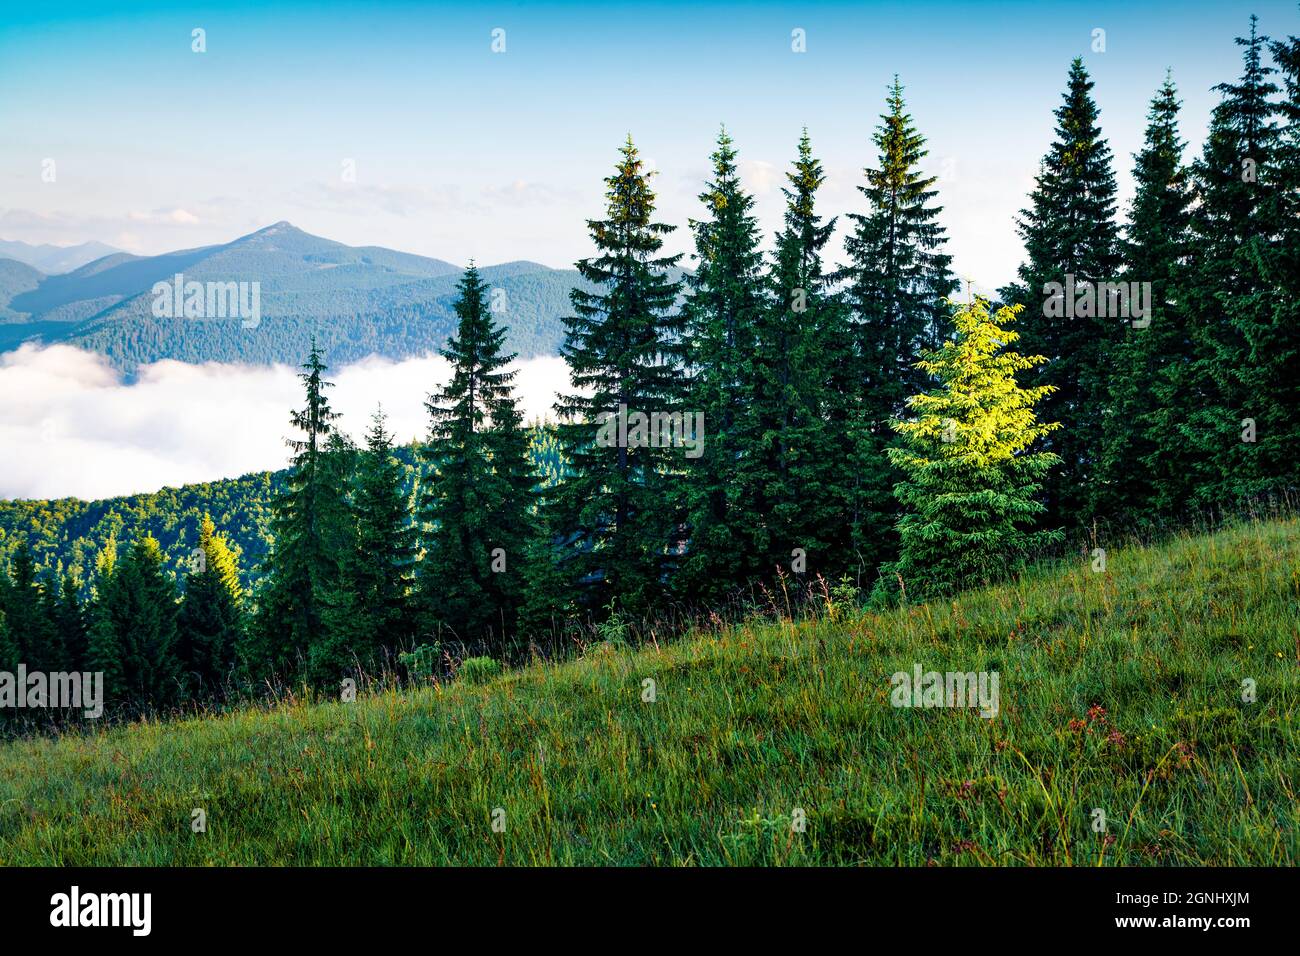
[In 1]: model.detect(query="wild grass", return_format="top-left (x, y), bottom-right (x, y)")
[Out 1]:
top-left (0, 516), bottom-right (1296, 865)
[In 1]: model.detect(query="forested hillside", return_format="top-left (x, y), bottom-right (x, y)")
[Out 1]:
top-left (0, 470), bottom-right (280, 593)
top-left (0, 431), bottom-right (565, 593)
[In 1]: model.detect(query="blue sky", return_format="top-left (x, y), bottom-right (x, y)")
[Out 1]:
top-left (2, 0), bottom-right (1296, 291)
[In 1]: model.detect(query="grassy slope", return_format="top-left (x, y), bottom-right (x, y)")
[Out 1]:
top-left (1, 518), bottom-right (1296, 866)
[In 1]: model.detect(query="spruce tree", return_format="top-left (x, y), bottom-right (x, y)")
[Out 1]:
top-left (306, 430), bottom-right (363, 684)
top-left (1182, 17), bottom-right (1283, 507)
top-left (86, 582), bottom-right (122, 704)
top-left (84, 536), bottom-right (120, 694)
top-left (553, 137), bottom-right (685, 616)
top-left (1001, 58), bottom-right (1122, 530)
top-left (678, 128), bottom-right (769, 602)
top-left (1095, 74), bottom-right (1194, 524)
top-left (514, 425), bottom-right (574, 651)
top-left (0, 595), bottom-right (18, 732)
top-left (749, 130), bottom-right (852, 581)
top-left (322, 408), bottom-right (417, 671)
top-left (420, 265), bottom-right (536, 653)
top-left (126, 536), bottom-right (183, 706)
top-left (876, 298), bottom-right (1061, 603)
top-left (0, 570), bottom-right (10, 667)
top-left (90, 537), bottom-right (181, 709)
top-left (0, 607), bottom-right (16, 675)
top-left (517, 477), bottom-right (574, 653)
top-left (482, 385), bottom-right (543, 656)
top-left (3, 543), bottom-right (61, 671)
top-left (249, 342), bottom-right (343, 680)
top-left (1264, 20), bottom-right (1300, 500)
top-left (839, 78), bottom-right (958, 570)
top-left (52, 571), bottom-right (87, 671)
top-left (177, 514), bottom-right (244, 697)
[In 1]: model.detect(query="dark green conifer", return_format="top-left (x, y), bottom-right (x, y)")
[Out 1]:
top-left (420, 265), bottom-right (537, 653)
top-left (678, 128), bottom-right (769, 602)
top-left (248, 342), bottom-right (344, 680)
top-left (552, 137), bottom-right (685, 616)
top-left (1000, 58), bottom-right (1122, 530)
top-left (840, 78), bottom-right (958, 567)
top-left (1096, 75), bottom-right (1194, 524)
top-left (177, 514), bottom-right (244, 696)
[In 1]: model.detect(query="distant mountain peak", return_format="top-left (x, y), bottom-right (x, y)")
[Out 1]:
top-left (236, 221), bottom-right (309, 245)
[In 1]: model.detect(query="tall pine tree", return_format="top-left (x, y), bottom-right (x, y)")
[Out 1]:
top-left (1095, 74), bottom-right (1194, 524)
top-left (553, 137), bottom-right (685, 616)
top-left (88, 536), bottom-right (182, 710)
top-left (248, 342), bottom-right (345, 681)
top-left (1, 543), bottom-right (61, 671)
top-left (53, 571), bottom-right (87, 671)
top-left (517, 456), bottom-right (574, 653)
top-left (322, 407), bottom-right (417, 671)
top-left (0, 606), bottom-right (16, 677)
top-left (1263, 17), bottom-right (1300, 500)
top-left (749, 130), bottom-right (853, 581)
top-left (678, 128), bottom-right (769, 602)
top-left (419, 265), bottom-right (536, 653)
top-left (1001, 58), bottom-right (1121, 531)
top-left (177, 514), bottom-right (244, 697)
top-left (1182, 17), bottom-right (1283, 508)
top-left (839, 78), bottom-right (958, 570)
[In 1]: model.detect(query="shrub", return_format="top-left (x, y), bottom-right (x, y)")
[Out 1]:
top-left (398, 644), bottom-right (442, 683)
top-left (457, 656), bottom-right (502, 685)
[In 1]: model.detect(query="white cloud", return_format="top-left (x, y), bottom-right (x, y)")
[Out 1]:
top-left (128, 208), bottom-right (201, 225)
top-left (481, 180), bottom-right (577, 206)
top-left (738, 159), bottom-right (781, 196)
top-left (0, 345), bottom-right (573, 502)
top-left (299, 180), bottom-right (474, 219)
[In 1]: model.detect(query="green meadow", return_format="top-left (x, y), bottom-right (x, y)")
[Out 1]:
top-left (1, 517), bottom-right (1296, 866)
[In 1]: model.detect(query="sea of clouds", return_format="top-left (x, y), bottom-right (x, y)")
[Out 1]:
top-left (0, 344), bottom-right (572, 501)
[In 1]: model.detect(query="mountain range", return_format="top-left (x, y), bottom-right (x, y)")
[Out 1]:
top-left (0, 223), bottom-right (584, 370)
top-left (0, 238), bottom-right (122, 275)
